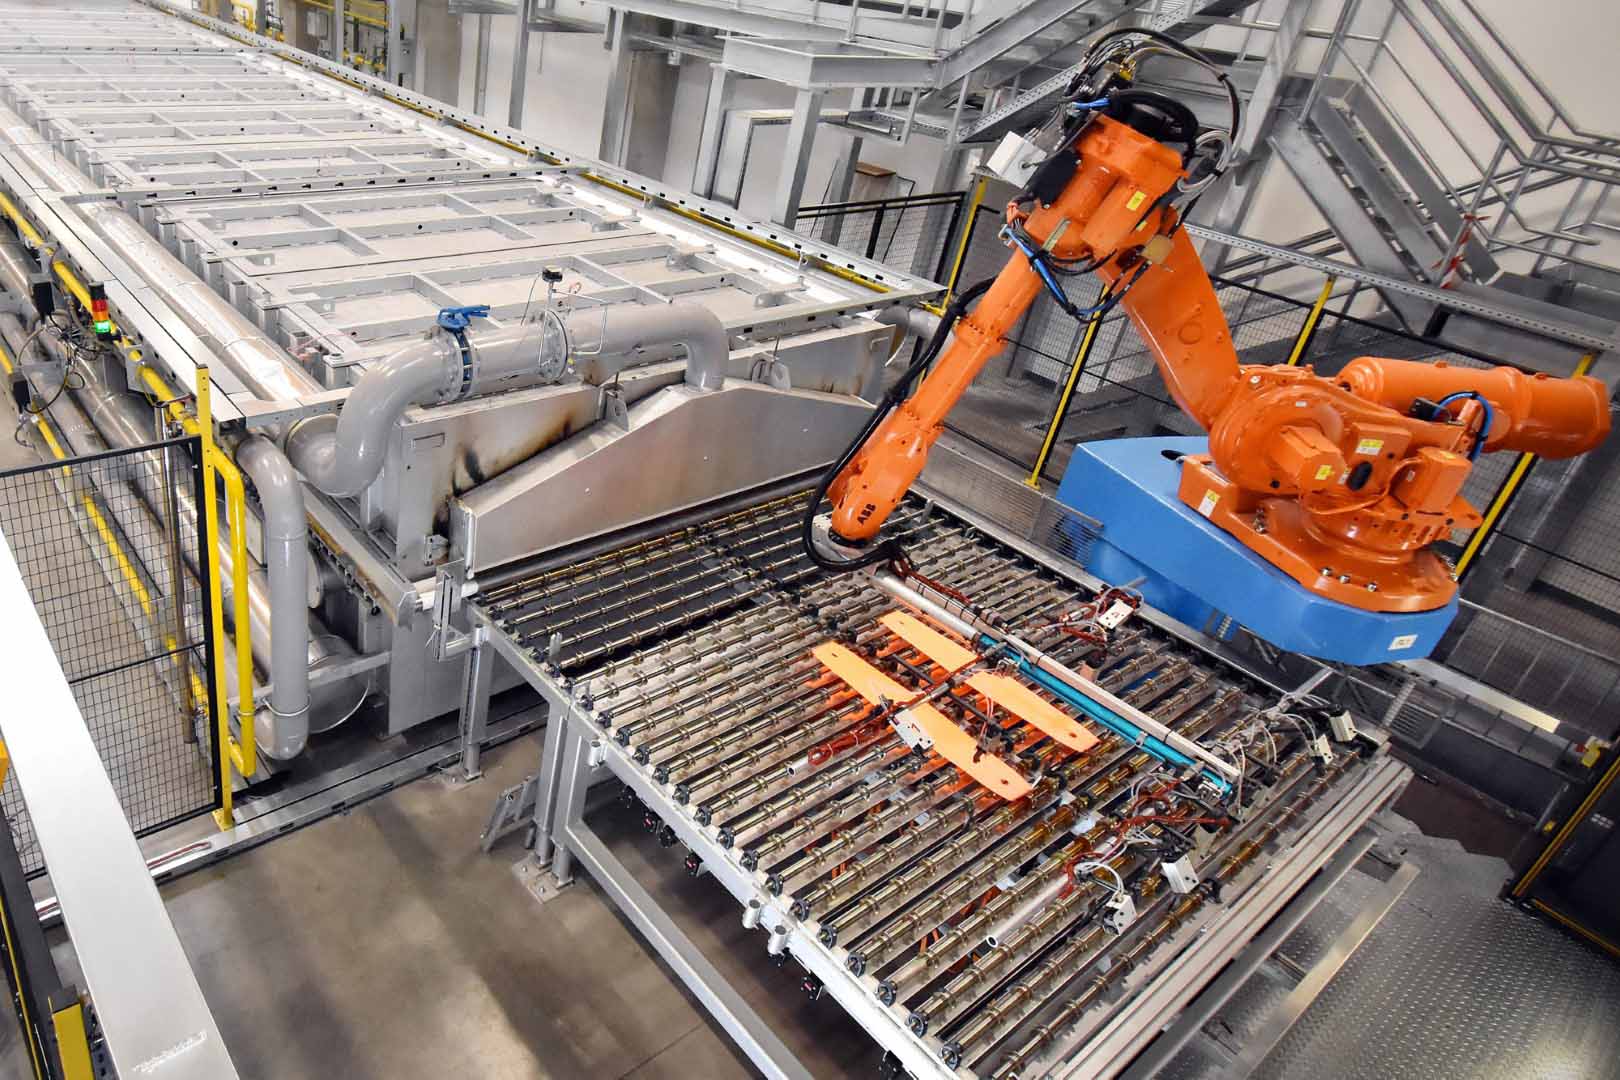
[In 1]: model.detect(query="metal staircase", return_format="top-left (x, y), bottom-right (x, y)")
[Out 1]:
top-left (1260, 0), bottom-right (1620, 365)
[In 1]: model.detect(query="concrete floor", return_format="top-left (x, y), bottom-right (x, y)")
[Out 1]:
top-left (1, 730), bottom-right (772, 1079)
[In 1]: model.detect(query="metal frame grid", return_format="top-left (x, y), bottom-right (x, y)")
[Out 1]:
top-left (0, 51), bottom-right (516, 191)
top-left (148, 177), bottom-right (850, 376)
top-left (468, 484), bottom-right (1408, 1079)
top-left (0, 435), bottom-right (219, 875)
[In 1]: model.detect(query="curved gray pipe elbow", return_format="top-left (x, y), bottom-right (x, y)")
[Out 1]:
top-left (286, 335), bottom-right (454, 498)
top-left (287, 304), bottom-right (729, 502)
top-left (234, 436), bottom-right (311, 761)
top-left (566, 304), bottom-right (729, 391)
top-left (876, 305), bottom-right (941, 342)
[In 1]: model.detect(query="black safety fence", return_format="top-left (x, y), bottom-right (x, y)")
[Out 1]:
top-left (0, 434), bottom-right (221, 875)
top-left (797, 190), bottom-right (971, 285)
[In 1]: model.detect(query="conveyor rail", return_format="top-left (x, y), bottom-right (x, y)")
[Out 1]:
top-left (473, 490), bottom-right (1408, 1078)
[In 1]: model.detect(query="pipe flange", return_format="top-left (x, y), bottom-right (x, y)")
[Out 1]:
top-left (534, 307), bottom-right (569, 383)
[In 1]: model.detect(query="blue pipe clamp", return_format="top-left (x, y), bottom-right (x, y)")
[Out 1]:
top-left (437, 304), bottom-right (490, 397)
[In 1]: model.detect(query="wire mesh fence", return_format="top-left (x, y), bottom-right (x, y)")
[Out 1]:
top-left (0, 435), bottom-right (220, 875)
top-left (796, 191), bottom-right (969, 284)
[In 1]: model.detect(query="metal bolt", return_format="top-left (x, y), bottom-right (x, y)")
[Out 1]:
top-left (1367, 582), bottom-right (1378, 592)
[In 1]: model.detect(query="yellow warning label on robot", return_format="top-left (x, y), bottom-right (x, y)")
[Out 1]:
top-left (1315, 464), bottom-right (1335, 481)
top-left (1126, 190), bottom-right (1147, 211)
top-left (1197, 490), bottom-right (1219, 517)
top-left (1355, 438), bottom-right (1384, 456)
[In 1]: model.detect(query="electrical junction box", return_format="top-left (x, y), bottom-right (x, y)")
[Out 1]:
top-left (1097, 600), bottom-right (1135, 630)
top-left (986, 133), bottom-right (1046, 187)
top-left (1329, 710), bottom-right (1359, 742)
top-left (1161, 855), bottom-right (1199, 895)
top-left (1102, 891), bottom-right (1137, 933)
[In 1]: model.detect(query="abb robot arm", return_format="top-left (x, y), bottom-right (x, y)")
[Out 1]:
top-left (810, 32), bottom-right (1609, 614)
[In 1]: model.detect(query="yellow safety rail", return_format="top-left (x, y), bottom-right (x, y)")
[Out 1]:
top-left (1026, 282), bottom-right (1112, 488)
top-left (143, 365), bottom-right (257, 788)
top-left (50, 1001), bottom-right (95, 1080)
top-left (1285, 274), bottom-right (1337, 366)
top-left (937, 177), bottom-right (989, 314)
top-left (0, 189), bottom-right (257, 815)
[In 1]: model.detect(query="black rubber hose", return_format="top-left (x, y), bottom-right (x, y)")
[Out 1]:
top-left (802, 278), bottom-right (996, 572)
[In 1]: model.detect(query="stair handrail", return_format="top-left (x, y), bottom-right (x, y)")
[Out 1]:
top-left (1298, 0), bottom-right (1620, 287)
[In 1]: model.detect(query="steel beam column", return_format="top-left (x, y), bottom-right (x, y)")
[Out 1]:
top-left (386, 0), bottom-right (418, 87)
top-left (331, 0), bottom-right (345, 62)
top-left (473, 13), bottom-right (492, 115)
top-left (692, 62), bottom-right (732, 198)
top-left (1205, 0), bottom-right (1315, 256)
top-left (508, 0), bottom-right (537, 127)
top-left (599, 10), bottom-right (635, 166)
top-left (771, 87), bottom-right (824, 229)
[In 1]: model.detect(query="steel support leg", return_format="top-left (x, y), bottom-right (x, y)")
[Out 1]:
top-left (529, 691), bottom-right (570, 866)
top-left (508, 0), bottom-right (536, 128)
top-left (331, 0), bottom-right (345, 63)
top-left (822, 135), bottom-right (864, 246)
top-left (457, 638), bottom-right (494, 781)
top-left (913, 142), bottom-right (967, 278)
top-left (1204, 0), bottom-right (1313, 263)
top-left (550, 717), bottom-right (594, 885)
top-left (771, 88), bottom-right (824, 230)
top-left (692, 63), bottom-right (731, 198)
top-left (560, 822), bottom-right (816, 1080)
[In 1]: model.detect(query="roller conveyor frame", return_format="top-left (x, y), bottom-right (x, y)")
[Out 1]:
top-left (470, 479), bottom-right (1413, 1080)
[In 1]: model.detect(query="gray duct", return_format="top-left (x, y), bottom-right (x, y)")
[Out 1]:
top-left (233, 436), bottom-right (311, 758)
top-left (564, 304), bottom-right (730, 392)
top-left (876, 305), bottom-right (942, 342)
top-left (286, 304), bottom-right (730, 498)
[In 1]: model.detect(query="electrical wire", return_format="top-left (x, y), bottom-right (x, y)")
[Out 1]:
top-left (800, 276), bottom-right (996, 572)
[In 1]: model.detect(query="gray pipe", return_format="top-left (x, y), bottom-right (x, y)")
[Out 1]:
top-left (876, 305), bottom-right (942, 342)
top-left (233, 436), bottom-right (311, 759)
top-left (285, 334), bottom-right (455, 498)
top-left (564, 304), bottom-right (730, 391)
top-left (287, 303), bottom-right (730, 498)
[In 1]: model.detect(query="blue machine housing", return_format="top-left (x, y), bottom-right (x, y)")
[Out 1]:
top-left (1055, 436), bottom-right (1458, 664)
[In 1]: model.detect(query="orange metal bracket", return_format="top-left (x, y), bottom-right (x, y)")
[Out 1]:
top-left (880, 612), bottom-right (1099, 753)
top-left (811, 641), bottom-right (1032, 799)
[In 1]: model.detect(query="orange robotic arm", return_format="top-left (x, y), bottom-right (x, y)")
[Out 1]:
top-left (824, 114), bottom-right (1610, 613)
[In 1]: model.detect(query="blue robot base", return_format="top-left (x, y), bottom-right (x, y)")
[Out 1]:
top-left (1055, 436), bottom-right (1458, 665)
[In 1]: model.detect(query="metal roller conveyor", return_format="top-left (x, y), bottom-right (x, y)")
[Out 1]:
top-left (475, 487), bottom-right (1411, 1079)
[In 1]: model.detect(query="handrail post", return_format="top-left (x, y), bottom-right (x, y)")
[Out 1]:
top-left (198, 369), bottom-right (235, 831)
top-left (939, 177), bottom-right (987, 309)
top-left (1026, 283), bottom-right (1110, 488)
top-left (1285, 273), bottom-right (1337, 366)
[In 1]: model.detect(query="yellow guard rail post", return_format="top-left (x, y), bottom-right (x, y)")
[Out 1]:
top-left (1026, 282), bottom-right (1113, 488)
top-left (1285, 273), bottom-right (1338, 366)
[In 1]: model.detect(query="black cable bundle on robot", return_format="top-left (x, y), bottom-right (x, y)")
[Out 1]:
top-left (801, 276), bottom-right (996, 572)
